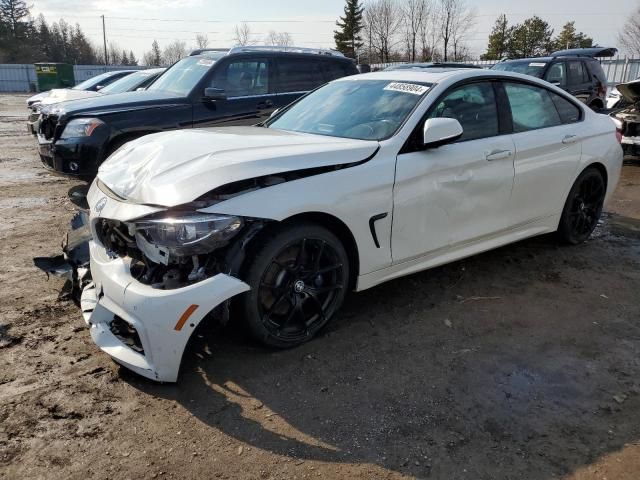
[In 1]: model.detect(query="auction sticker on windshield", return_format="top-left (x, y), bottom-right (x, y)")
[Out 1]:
top-left (384, 82), bottom-right (430, 95)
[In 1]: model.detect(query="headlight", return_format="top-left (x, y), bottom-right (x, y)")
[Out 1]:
top-left (60, 118), bottom-right (104, 139)
top-left (134, 213), bottom-right (243, 257)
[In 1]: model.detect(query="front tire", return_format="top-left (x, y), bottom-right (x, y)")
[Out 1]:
top-left (241, 223), bottom-right (349, 348)
top-left (557, 167), bottom-right (606, 244)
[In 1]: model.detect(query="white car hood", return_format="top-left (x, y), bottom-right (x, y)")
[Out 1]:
top-left (40, 89), bottom-right (100, 105)
top-left (97, 126), bottom-right (379, 207)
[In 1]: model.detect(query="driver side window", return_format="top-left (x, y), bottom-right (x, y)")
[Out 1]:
top-left (428, 82), bottom-right (499, 142)
top-left (210, 59), bottom-right (269, 97)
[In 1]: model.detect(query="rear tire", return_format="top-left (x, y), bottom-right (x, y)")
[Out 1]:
top-left (240, 223), bottom-right (349, 349)
top-left (557, 167), bottom-right (606, 244)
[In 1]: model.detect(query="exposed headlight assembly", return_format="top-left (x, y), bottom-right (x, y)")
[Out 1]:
top-left (60, 118), bottom-right (105, 139)
top-left (134, 213), bottom-right (244, 258)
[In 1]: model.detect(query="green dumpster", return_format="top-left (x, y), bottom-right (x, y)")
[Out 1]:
top-left (34, 63), bottom-right (75, 92)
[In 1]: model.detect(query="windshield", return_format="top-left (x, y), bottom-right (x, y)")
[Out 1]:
top-left (100, 70), bottom-right (157, 94)
top-left (492, 60), bottom-right (547, 77)
top-left (267, 79), bottom-right (432, 141)
top-left (148, 54), bottom-right (224, 95)
top-left (72, 72), bottom-right (122, 90)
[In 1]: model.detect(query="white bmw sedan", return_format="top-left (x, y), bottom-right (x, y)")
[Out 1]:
top-left (82, 69), bottom-right (622, 382)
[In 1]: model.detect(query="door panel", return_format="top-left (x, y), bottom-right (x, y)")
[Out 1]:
top-left (392, 81), bottom-right (515, 264)
top-left (393, 136), bottom-right (515, 263)
top-left (567, 61), bottom-right (591, 104)
top-left (503, 82), bottom-right (583, 225)
top-left (509, 125), bottom-right (581, 224)
top-left (192, 57), bottom-right (277, 127)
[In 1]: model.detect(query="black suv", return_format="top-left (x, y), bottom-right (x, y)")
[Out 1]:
top-left (37, 47), bottom-right (358, 177)
top-left (492, 47), bottom-right (615, 110)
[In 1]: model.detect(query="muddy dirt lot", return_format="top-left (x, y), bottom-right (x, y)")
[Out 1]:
top-left (1, 93), bottom-right (640, 480)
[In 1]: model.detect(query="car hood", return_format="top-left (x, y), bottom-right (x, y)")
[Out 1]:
top-left (616, 79), bottom-right (640, 104)
top-left (41, 89), bottom-right (184, 117)
top-left (27, 91), bottom-right (51, 105)
top-left (39, 88), bottom-right (100, 106)
top-left (97, 126), bottom-right (379, 208)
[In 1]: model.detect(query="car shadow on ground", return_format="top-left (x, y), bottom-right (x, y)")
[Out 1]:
top-left (125, 220), bottom-right (640, 478)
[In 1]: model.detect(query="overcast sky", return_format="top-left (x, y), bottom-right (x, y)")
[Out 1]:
top-left (30, 0), bottom-right (640, 60)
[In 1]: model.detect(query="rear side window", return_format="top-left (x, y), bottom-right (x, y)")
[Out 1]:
top-left (428, 82), bottom-right (499, 141)
top-left (549, 92), bottom-right (581, 124)
top-left (568, 61), bottom-right (588, 85)
top-left (504, 82), bottom-right (561, 132)
top-left (275, 58), bottom-right (324, 93)
top-left (324, 60), bottom-right (353, 81)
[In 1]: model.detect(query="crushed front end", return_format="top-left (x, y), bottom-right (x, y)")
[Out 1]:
top-left (39, 180), bottom-right (263, 382)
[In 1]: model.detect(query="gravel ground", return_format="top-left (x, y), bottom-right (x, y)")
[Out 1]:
top-left (1, 93), bottom-right (640, 480)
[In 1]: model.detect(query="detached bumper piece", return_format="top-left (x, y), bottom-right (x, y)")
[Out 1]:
top-left (33, 210), bottom-right (92, 301)
top-left (81, 241), bottom-right (250, 382)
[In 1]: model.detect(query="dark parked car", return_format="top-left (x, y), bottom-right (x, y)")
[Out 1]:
top-left (27, 69), bottom-right (165, 135)
top-left (37, 47), bottom-right (358, 177)
top-left (492, 47), bottom-right (616, 110)
top-left (27, 70), bottom-right (137, 107)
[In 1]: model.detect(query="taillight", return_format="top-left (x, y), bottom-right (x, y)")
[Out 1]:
top-left (611, 117), bottom-right (624, 143)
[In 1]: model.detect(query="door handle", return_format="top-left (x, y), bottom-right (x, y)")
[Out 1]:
top-left (562, 134), bottom-right (579, 144)
top-left (257, 100), bottom-right (273, 110)
top-left (485, 149), bottom-right (512, 161)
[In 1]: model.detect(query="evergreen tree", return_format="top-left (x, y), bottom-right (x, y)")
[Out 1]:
top-left (128, 50), bottom-right (138, 66)
top-left (507, 16), bottom-right (554, 58)
top-left (553, 21), bottom-right (593, 50)
top-left (481, 14), bottom-right (510, 60)
top-left (334, 0), bottom-right (364, 58)
top-left (121, 49), bottom-right (129, 65)
top-left (151, 40), bottom-right (162, 65)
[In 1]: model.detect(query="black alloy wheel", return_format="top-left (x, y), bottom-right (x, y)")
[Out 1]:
top-left (241, 224), bottom-right (349, 348)
top-left (558, 167), bottom-right (606, 244)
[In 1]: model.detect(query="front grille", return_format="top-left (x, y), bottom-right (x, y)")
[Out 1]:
top-left (39, 114), bottom-right (58, 140)
top-left (95, 218), bottom-right (140, 259)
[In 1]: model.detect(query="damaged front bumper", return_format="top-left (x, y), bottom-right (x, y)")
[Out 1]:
top-left (35, 185), bottom-right (252, 383)
top-left (82, 241), bottom-right (249, 382)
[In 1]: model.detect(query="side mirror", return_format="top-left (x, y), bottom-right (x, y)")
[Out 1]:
top-left (95, 85), bottom-right (104, 91)
top-left (136, 87), bottom-right (145, 91)
top-left (204, 87), bottom-right (226, 101)
top-left (422, 117), bottom-right (463, 149)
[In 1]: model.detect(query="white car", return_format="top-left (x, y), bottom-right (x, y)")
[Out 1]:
top-left (79, 69), bottom-right (622, 382)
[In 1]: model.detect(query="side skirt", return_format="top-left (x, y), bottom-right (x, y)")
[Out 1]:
top-left (356, 214), bottom-right (560, 292)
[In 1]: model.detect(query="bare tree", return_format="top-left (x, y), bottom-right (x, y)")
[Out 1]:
top-left (364, 0), bottom-right (402, 63)
top-left (419, 7), bottom-right (440, 61)
top-left (402, 0), bottom-right (430, 61)
top-left (619, 7), bottom-right (640, 56)
top-left (195, 33), bottom-right (209, 49)
top-left (437, 0), bottom-right (474, 61)
top-left (162, 40), bottom-right (187, 65)
top-left (233, 22), bottom-right (256, 46)
top-left (265, 30), bottom-right (294, 47)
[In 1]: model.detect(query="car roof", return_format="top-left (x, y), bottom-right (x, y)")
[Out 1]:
top-left (499, 55), bottom-right (601, 64)
top-left (336, 68), bottom-right (563, 86)
top-left (387, 62), bottom-right (481, 70)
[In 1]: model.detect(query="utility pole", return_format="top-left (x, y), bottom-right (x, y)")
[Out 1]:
top-left (101, 15), bottom-right (108, 66)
